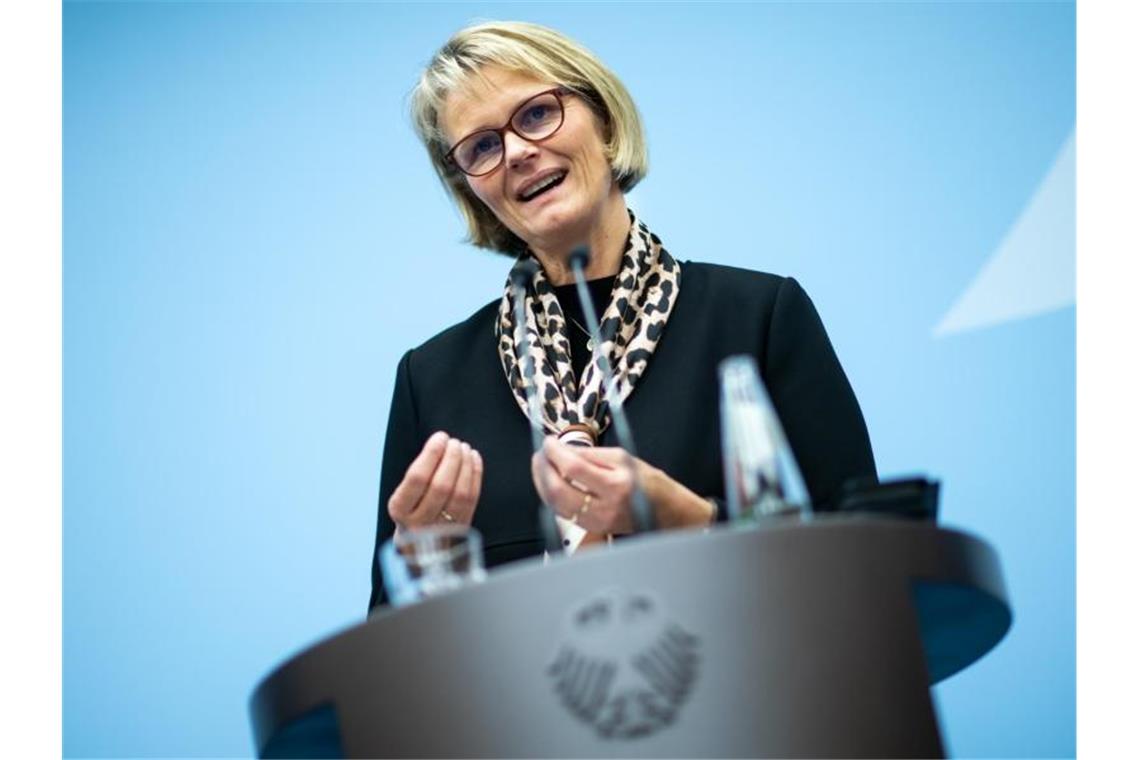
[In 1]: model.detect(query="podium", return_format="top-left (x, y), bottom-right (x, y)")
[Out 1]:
top-left (250, 516), bottom-right (1010, 758)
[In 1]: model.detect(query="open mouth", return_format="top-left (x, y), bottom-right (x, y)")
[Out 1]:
top-left (518, 170), bottom-right (568, 202)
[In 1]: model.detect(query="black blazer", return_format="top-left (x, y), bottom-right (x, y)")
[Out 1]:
top-left (368, 262), bottom-right (876, 611)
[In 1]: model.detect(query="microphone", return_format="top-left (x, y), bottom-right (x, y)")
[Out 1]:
top-left (568, 245), bottom-right (656, 533)
top-left (509, 258), bottom-right (540, 292)
top-left (568, 245), bottom-right (589, 272)
top-left (509, 260), bottom-right (543, 453)
top-left (509, 260), bottom-right (564, 554)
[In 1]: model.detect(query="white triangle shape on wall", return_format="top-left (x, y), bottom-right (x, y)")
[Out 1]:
top-left (934, 131), bottom-right (1075, 337)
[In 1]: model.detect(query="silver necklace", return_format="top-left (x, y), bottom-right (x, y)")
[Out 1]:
top-left (561, 277), bottom-right (628, 355)
top-left (566, 315), bottom-right (596, 352)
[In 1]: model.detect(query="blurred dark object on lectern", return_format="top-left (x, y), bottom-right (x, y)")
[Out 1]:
top-left (836, 476), bottom-right (940, 521)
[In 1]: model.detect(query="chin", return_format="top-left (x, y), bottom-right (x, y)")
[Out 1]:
top-left (520, 204), bottom-right (593, 247)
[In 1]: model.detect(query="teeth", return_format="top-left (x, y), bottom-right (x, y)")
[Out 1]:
top-left (521, 172), bottom-right (565, 200)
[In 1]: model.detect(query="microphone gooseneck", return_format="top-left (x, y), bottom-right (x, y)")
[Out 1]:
top-left (509, 261), bottom-right (563, 553)
top-left (569, 247), bottom-right (656, 534)
top-left (509, 260), bottom-right (544, 454)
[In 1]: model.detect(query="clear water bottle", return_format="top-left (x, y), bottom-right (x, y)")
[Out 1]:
top-left (718, 355), bottom-right (811, 521)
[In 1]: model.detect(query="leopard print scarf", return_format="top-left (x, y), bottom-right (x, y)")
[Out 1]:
top-left (495, 212), bottom-right (681, 443)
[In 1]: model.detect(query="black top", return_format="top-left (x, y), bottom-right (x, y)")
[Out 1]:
top-left (550, 275), bottom-right (618, 383)
top-left (368, 262), bottom-right (877, 612)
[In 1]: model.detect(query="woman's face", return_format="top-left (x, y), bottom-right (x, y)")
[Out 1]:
top-left (441, 66), bottom-right (617, 254)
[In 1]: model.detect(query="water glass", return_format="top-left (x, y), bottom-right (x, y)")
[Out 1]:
top-left (719, 355), bottom-right (812, 521)
top-left (379, 525), bottom-right (487, 607)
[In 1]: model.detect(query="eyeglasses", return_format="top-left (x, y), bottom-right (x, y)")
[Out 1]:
top-left (445, 88), bottom-right (570, 177)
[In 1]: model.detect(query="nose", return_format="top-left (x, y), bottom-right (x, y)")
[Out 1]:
top-left (503, 130), bottom-right (539, 170)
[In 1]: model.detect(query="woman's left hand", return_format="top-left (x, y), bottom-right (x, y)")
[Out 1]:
top-left (530, 436), bottom-right (715, 535)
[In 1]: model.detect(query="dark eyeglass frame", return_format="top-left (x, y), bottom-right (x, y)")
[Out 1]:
top-left (445, 87), bottom-right (572, 177)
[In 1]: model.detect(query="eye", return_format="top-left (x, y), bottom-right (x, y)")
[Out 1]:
top-left (521, 104), bottom-right (549, 126)
top-left (458, 132), bottom-right (501, 168)
top-left (470, 134), bottom-right (497, 157)
top-left (516, 97), bottom-right (560, 135)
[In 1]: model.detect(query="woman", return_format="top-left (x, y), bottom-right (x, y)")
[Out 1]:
top-left (368, 21), bottom-right (876, 612)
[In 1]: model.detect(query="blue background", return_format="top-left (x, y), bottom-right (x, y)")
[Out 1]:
top-left (64, 1), bottom-right (1075, 757)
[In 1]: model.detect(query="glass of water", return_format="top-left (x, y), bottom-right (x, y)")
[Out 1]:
top-left (379, 525), bottom-right (488, 607)
top-left (719, 355), bottom-right (812, 521)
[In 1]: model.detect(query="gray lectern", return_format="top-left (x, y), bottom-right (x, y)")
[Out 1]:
top-left (250, 516), bottom-right (1010, 758)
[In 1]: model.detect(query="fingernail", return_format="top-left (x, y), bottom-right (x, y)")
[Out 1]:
top-left (461, 442), bottom-right (471, 453)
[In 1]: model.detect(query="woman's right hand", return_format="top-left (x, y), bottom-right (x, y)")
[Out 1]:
top-left (387, 431), bottom-right (483, 532)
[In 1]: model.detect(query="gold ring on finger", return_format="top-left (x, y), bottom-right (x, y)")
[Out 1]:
top-left (440, 509), bottom-right (456, 523)
top-left (570, 492), bottom-right (592, 525)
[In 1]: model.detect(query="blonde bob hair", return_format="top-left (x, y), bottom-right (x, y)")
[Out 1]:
top-left (410, 21), bottom-right (648, 256)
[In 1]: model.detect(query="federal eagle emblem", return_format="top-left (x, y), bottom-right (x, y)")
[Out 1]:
top-left (547, 588), bottom-right (700, 739)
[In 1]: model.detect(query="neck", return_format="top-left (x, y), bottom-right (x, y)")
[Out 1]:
top-left (528, 189), bottom-right (631, 286)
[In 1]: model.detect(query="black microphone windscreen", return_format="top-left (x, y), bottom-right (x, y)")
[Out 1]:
top-left (510, 259), bottom-right (540, 289)
top-left (569, 245), bottom-right (591, 271)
